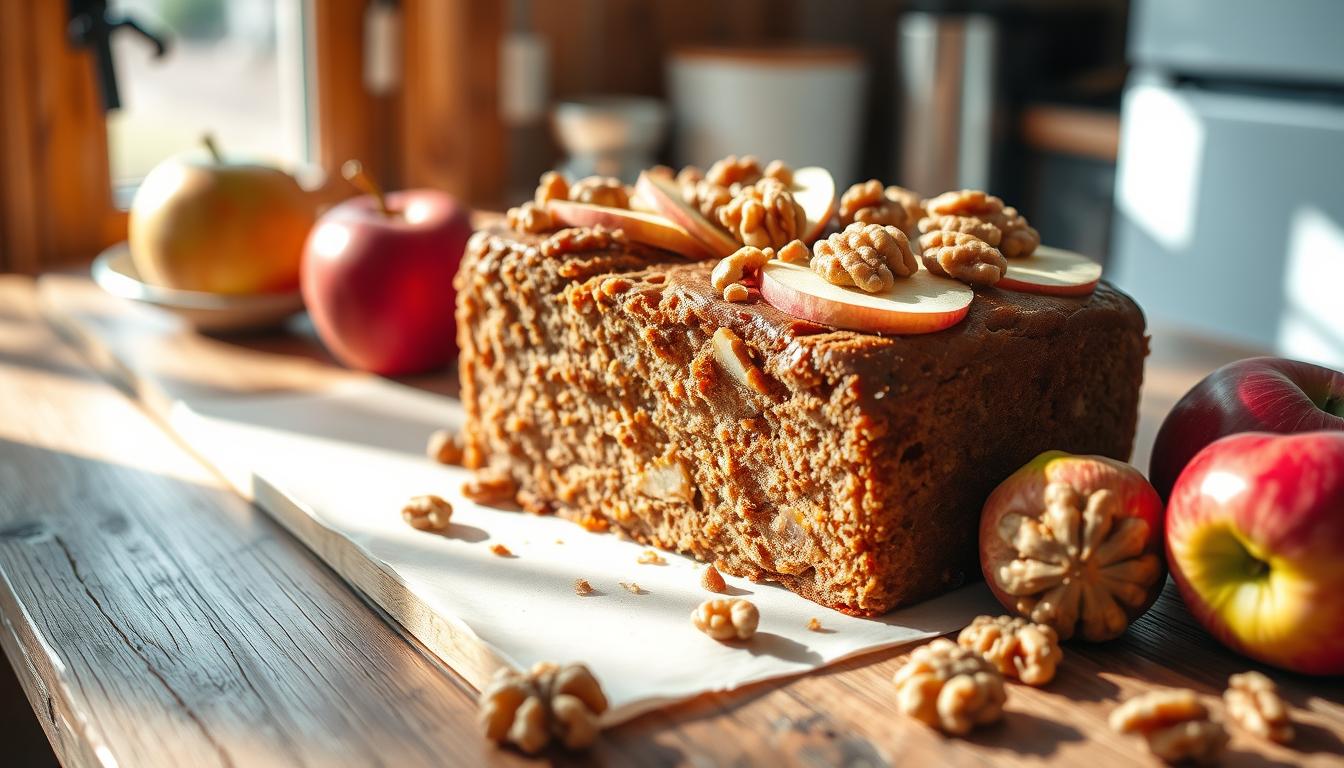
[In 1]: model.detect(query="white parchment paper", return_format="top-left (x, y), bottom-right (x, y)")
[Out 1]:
top-left (168, 379), bottom-right (997, 723)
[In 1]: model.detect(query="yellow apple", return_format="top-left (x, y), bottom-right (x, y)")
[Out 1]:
top-left (129, 137), bottom-right (316, 294)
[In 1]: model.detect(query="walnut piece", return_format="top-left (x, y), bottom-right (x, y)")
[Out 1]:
top-left (811, 222), bottom-right (917, 293)
top-left (711, 327), bottom-right (771, 394)
top-left (619, 581), bottom-right (644, 594)
top-left (637, 549), bottom-right (667, 565)
top-left (807, 618), bottom-right (823, 632)
top-left (683, 179), bottom-right (734, 221)
top-left (635, 456), bottom-right (694, 502)
top-left (426, 428), bottom-right (464, 465)
top-left (722, 283), bottom-right (750, 302)
top-left (919, 230), bottom-right (1007, 287)
top-left (692, 598), bottom-right (760, 641)
top-left (675, 164), bottom-right (704, 193)
top-left (994, 206), bottom-right (1041, 259)
top-left (923, 189), bottom-right (1039, 258)
top-left (573, 578), bottom-right (594, 596)
top-left (490, 543), bottom-right (514, 557)
top-left (925, 188), bottom-right (1005, 218)
top-left (957, 615), bottom-right (1062, 686)
top-left (776, 239), bottom-right (809, 264)
top-left (718, 179), bottom-right (807, 249)
top-left (839, 179), bottom-right (908, 229)
top-left (891, 638), bottom-right (1006, 735)
top-left (711, 245), bottom-right (773, 292)
top-left (917, 214), bottom-right (1001, 246)
top-left (569, 176), bottom-right (629, 209)
top-left (1225, 671), bottom-right (1293, 743)
top-left (478, 662), bottom-right (609, 754)
top-left (534, 170), bottom-right (569, 207)
top-left (885, 185), bottom-right (926, 231)
top-left (763, 159), bottom-right (794, 186)
top-left (402, 494), bottom-right (453, 532)
top-left (507, 201), bottom-right (555, 234)
top-left (706, 154), bottom-right (763, 189)
top-left (540, 225), bottom-right (627, 258)
top-left (992, 482), bottom-right (1162, 642)
top-left (463, 468), bottom-right (519, 505)
top-left (1110, 689), bottom-right (1228, 765)
top-left (701, 565), bottom-right (727, 593)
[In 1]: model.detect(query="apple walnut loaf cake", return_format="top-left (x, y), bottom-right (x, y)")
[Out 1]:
top-left (455, 225), bottom-right (1146, 615)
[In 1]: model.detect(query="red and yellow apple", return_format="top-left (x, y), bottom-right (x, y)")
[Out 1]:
top-left (547, 200), bottom-right (713, 260)
top-left (980, 451), bottom-right (1166, 642)
top-left (129, 136), bottom-right (316, 294)
top-left (758, 259), bottom-right (972, 335)
top-left (302, 162), bottom-right (471, 376)
top-left (996, 245), bottom-right (1102, 296)
top-left (1166, 431), bottom-right (1344, 675)
top-left (1150, 357), bottom-right (1344, 500)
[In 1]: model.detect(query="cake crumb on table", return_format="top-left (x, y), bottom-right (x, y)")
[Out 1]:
top-left (807, 618), bottom-right (823, 632)
top-left (636, 549), bottom-right (666, 565)
top-left (489, 543), bottom-right (514, 558)
top-left (619, 582), bottom-right (644, 595)
top-left (425, 429), bottom-right (464, 465)
top-left (462, 468), bottom-right (518, 505)
top-left (701, 565), bottom-right (727, 593)
top-left (573, 579), bottom-right (594, 596)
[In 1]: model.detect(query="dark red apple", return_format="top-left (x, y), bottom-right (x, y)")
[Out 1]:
top-left (1166, 431), bottom-right (1344, 675)
top-left (302, 162), bottom-right (471, 375)
top-left (1150, 357), bottom-right (1344, 500)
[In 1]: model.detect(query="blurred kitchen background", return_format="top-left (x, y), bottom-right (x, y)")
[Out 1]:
top-left (1, 0), bottom-right (1341, 366)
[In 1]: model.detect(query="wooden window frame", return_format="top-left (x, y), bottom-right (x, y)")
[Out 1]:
top-left (0, 0), bottom-right (502, 275)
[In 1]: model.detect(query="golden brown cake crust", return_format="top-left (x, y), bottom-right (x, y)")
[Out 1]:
top-left (455, 226), bottom-right (1148, 615)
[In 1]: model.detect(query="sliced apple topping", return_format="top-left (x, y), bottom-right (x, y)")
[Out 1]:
top-left (547, 200), bottom-right (713, 260)
top-left (996, 245), bottom-right (1103, 296)
top-left (790, 166), bottom-right (837, 243)
top-left (759, 260), bottom-right (973, 335)
top-left (636, 172), bottom-right (740, 259)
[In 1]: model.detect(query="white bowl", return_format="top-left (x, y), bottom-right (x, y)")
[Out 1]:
top-left (91, 242), bottom-right (305, 333)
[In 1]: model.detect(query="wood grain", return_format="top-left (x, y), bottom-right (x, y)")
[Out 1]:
top-left (6, 272), bottom-right (1344, 766)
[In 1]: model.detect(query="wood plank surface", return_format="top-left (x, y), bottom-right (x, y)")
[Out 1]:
top-left (4, 273), bottom-right (1343, 766)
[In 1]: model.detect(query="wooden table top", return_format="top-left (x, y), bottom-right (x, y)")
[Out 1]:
top-left (0, 273), bottom-right (1340, 767)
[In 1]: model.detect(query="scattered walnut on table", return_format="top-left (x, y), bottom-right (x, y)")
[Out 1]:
top-left (807, 618), bottom-right (823, 632)
top-left (706, 154), bottom-right (763, 190)
top-left (839, 179), bottom-right (908, 229)
top-left (478, 662), bottom-right (609, 754)
top-left (919, 230), bottom-right (1007, 287)
top-left (1110, 689), bottom-right (1228, 765)
top-left (540, 225), bottom-right (627, 258)
top-left (426, 428), bottom-right (464, 465)
top-left (1225, 671), bottom-right (1294, 743)
top-left (718, 179), bottom-right (807, 249)
top-left (569, 176), bottom-right (629, 209)
top-left (701, 565), bottom-right (727, 593)
top-left (534, 170), bottom-right (569, 207)
top-left (891, 638), bottom-right (1006, 735)
top-left (619, 581), bottom-right (644, 595)
top-left (401, 494), bottom-right (453, 532)
top-left (637, 549), bottom-right (667, 565)
top-left (692, 598), bottom-right (760, 641)
top-left (990, 482), bottom-right (1162, 642)
top-left (506, 201), bottom-right (555, 234)
top-left (489, 543), bottom-right (514, 557)
top-left (957, 615), bottom-right (1062, 686)
top-left (573, 579), bottom-right (594, 596)
top-left (811, 222), bottom-right (917, 293)
top-left (462, 468), bottom-right (519, 505)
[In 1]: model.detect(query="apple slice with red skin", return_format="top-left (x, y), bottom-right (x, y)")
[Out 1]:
top-left (759, 259), bottom-right (973, 335)
top-left (636, 172), bottom-right (739, 259)
top-left (547, 200), bottom-right (714, 260)
top-left (996, 245), bottom-right (1103, 296)
top-left (791, 166), bottom-right (837, 243)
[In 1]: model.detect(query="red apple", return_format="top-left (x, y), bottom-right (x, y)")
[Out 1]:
top-left (1166, 431), bottom-right (1344, 675)
top-left (1150, 357), bottom-right (1344, 500)
top-left (759, 259), bottom-right (972, 335)
top-left (302, 163), bottom-right (471, 375)
top-left (635, 172), bottom-right (740, 258)
top-left (980, 451), bottom-right (1166, 642)
top-left (547, 200), bottom-right (713, 260)
top-left (995, 245), bottom-right (1102, 296)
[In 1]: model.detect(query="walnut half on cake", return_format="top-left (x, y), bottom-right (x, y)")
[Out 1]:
top-left (455, 225), bottom-right (1147, 615)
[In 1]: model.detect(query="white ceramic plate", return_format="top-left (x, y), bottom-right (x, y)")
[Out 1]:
top-left (92, 243), bottom-right (305, 333)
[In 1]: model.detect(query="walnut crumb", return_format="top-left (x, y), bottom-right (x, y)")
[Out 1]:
top-left (701, 565), bottom-right (727, 593)
top-left (463, 469), bottom-right (519, 505)
top-left (534, 170), bottom-right (569, 207)
top-left (1225, 671), bottom-right (1293, 744)
top-left (692, 598), bottom-right (759, 641)
top-left (811, 222), bottom-right (917, 293)
top-left (891, 638), bottom-right (1006, 735)
top-left (957, 615), bottom-right (1063, 686)
top-left (573, 579), bottom-right (594, 596)
top-left (540, 225), bottom-right (627, 259)
top-left (506, 201), bottom-right (555, 234)
top-left (637, 549), bottom-right (667, 565)
top-left (489, 543), bottom-right (514, 557)
top-left (722, 282), bottom-right (750, 302)
top-left (619, 581), bottom-right (644, 595)
top-left (426, 428), bottom-right (464, 465)
top-left (807, 618), bottom-right (823, 632)
top-left (712, 245), bottom-right (773, 292)
top-left (478, 662), bottom-right (608, 754)
top-left (569, 176), bottom-right (629, 209)
top-left (1109, 689), bottom-right (1228, 765)
top-left (401, 494), bottom-right (453, 532)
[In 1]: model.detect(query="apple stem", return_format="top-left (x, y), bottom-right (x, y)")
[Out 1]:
top-left (202, 133), bottom-right (223, 163)
top-left (341, 159), bottom-right (392, 217)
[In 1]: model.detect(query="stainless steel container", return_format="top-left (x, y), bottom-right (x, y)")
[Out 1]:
top-left (898, 12), bottom-right (998, 194)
